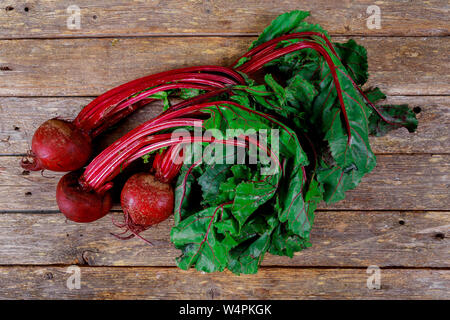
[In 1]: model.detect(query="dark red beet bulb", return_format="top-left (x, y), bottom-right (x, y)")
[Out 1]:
top-left (56, 171), bottom-right (112, 223)
top-left (21, 119), bottom-right (92, 172)
top-left (120, 173), bottom-right (174, 227)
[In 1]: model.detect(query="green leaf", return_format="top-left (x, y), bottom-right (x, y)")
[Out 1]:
top-left (275, 137), bottom-right (313, 237)
top-left (215, 210), bottom-right (239, 237)
top-left (269, 224), bottom-right (311, 258)
top-left (369, 104), bottom-right (418, 136)
top-left (231, 173), bottom-right (279, 228)
top-left (169, 87), bottom-right (312, 273)
top-left (265, 74), bottom-right (286, 107)
top-left (365, 88), bottom-right (418, 136)
top-left (228, 232), bottom-right (272, 275)
top-left (179, 88), bottom-right (205, 100)
top-left (173, 164), bottom-right (201, 224)
top-left (263, 37), bottom-right (377, 203)
top-left (334, 39), bottom-right (368, 86)
top-left (141, 153), bottom-right (151, 164)
top-left (234, 57), bottom-right (251, 68)
top-left (305, 45), bottom-right (377, 202)
top-left (198, 164), bottom-right (231, 206)
top-left (257, 33), bottom-right (377, 201)
top-left (171, 205), bottom-right (230, 273)
top-left (250, 11), bottom-right (310, 49)
top-left (365, 87), bottom-right (386, 103)
top-left (148, 91), bottom-right (171, 111)
top-left (285, 74), bottom-right (318, 109)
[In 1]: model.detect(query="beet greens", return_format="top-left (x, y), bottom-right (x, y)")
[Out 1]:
top-left (233, 11), bottom-right (418, 202)
top-left (169, 11), bottom-right (417, 273)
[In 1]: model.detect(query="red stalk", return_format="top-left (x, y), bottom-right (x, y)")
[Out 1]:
top-left (89, 98), bottom-right (155, 138)
top-left (153, 144), bottom-right (184, 183)
top-left (80, 102), bottom-right (285, 193)
top-left (82, 119), bottom-right (204, 191)
top-left (88, 73), bottom-right (234, 123)
top-left (232, 32), bottom-right (337, 67)
top-left (82, 98), bottom-right (293, 190)
top-left (23, 66), bottom-right (242, 172)
top-left (75, 73), bottom-right (239, 134)
top-left (76, 66), bottom-right (245, 124)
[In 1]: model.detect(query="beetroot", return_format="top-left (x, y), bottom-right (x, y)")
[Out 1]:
top-left (56, 171), bottom-right (112, 223)
top-left (21, 119), bottom-right (92, 172)
top-left (121, 173), bottom-right (174, 227)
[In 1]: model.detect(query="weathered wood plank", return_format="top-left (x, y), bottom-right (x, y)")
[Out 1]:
top-left (0, 97), bottom-right (161, 155)
top-left (0, 155), bottom-right (447, 211)
top-left (0, 0), bottom-right (448, 38)
top-left (325, 154), bottom-right (449, 210)
top-left (0, 266), bottom-right (448, 299)
top-left (0, 211), bottom-right (447, 267)
top-left (1, 96), bottom-right (446, 155)
top-left (0, 37), bottom-right (448, 96)
top-left (365, 96), bottom-right (449, 154)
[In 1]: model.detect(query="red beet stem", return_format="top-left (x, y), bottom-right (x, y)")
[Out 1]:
top-left (81, 126), bottom-right (281, 193)
top-left (89, 98), bottom-right (156, 138)
top-left (74, 73), bottom-right (239, 135)
top-left (74, 66), bottom-right (245, 131)
top-left (81, 119), bottom-right (204, 191)
top-left (24, 66), bottom-right (241, 172)
top-left (232, 31), bottom-right (337, 67)
top-left (88, 73), bottom-right (233, 123)
top-left (154, 144), bottom-right (184, 183)
top-left (81, 98), bottom-right (293, 191)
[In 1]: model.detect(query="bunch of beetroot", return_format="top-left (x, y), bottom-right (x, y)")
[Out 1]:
top-left (22, 11), bottom-right (418, 274)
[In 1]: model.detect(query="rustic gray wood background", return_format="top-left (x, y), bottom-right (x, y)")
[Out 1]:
top-left (0, 0), bottom-right (448, 299)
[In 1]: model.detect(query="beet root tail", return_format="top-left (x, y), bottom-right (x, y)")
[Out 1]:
top-left (20, 152), bottom-right (43, 171)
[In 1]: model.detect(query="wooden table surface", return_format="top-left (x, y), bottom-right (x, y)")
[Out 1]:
top-left (0, 1), bottom-right (449, 300)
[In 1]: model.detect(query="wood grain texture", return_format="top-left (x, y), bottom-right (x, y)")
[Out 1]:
top-left (0, 96), bottom-right (447, 155)
top-left (0, 266), bottom-right (448, 299)
top-left (0, 97), bottom-right (161, 155)
top-left (0, 0), bottom-right (448, 300)
top-left (0, 37), bottom-right (448, 96)
top-left (0, 0), bottom-right (448, 38)
top-left (0, 155), bottom-right (448, 211)
top-left (325, 154), bottom-right (449, 210)
top-left (0, 211), bottom-right (448, 267)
